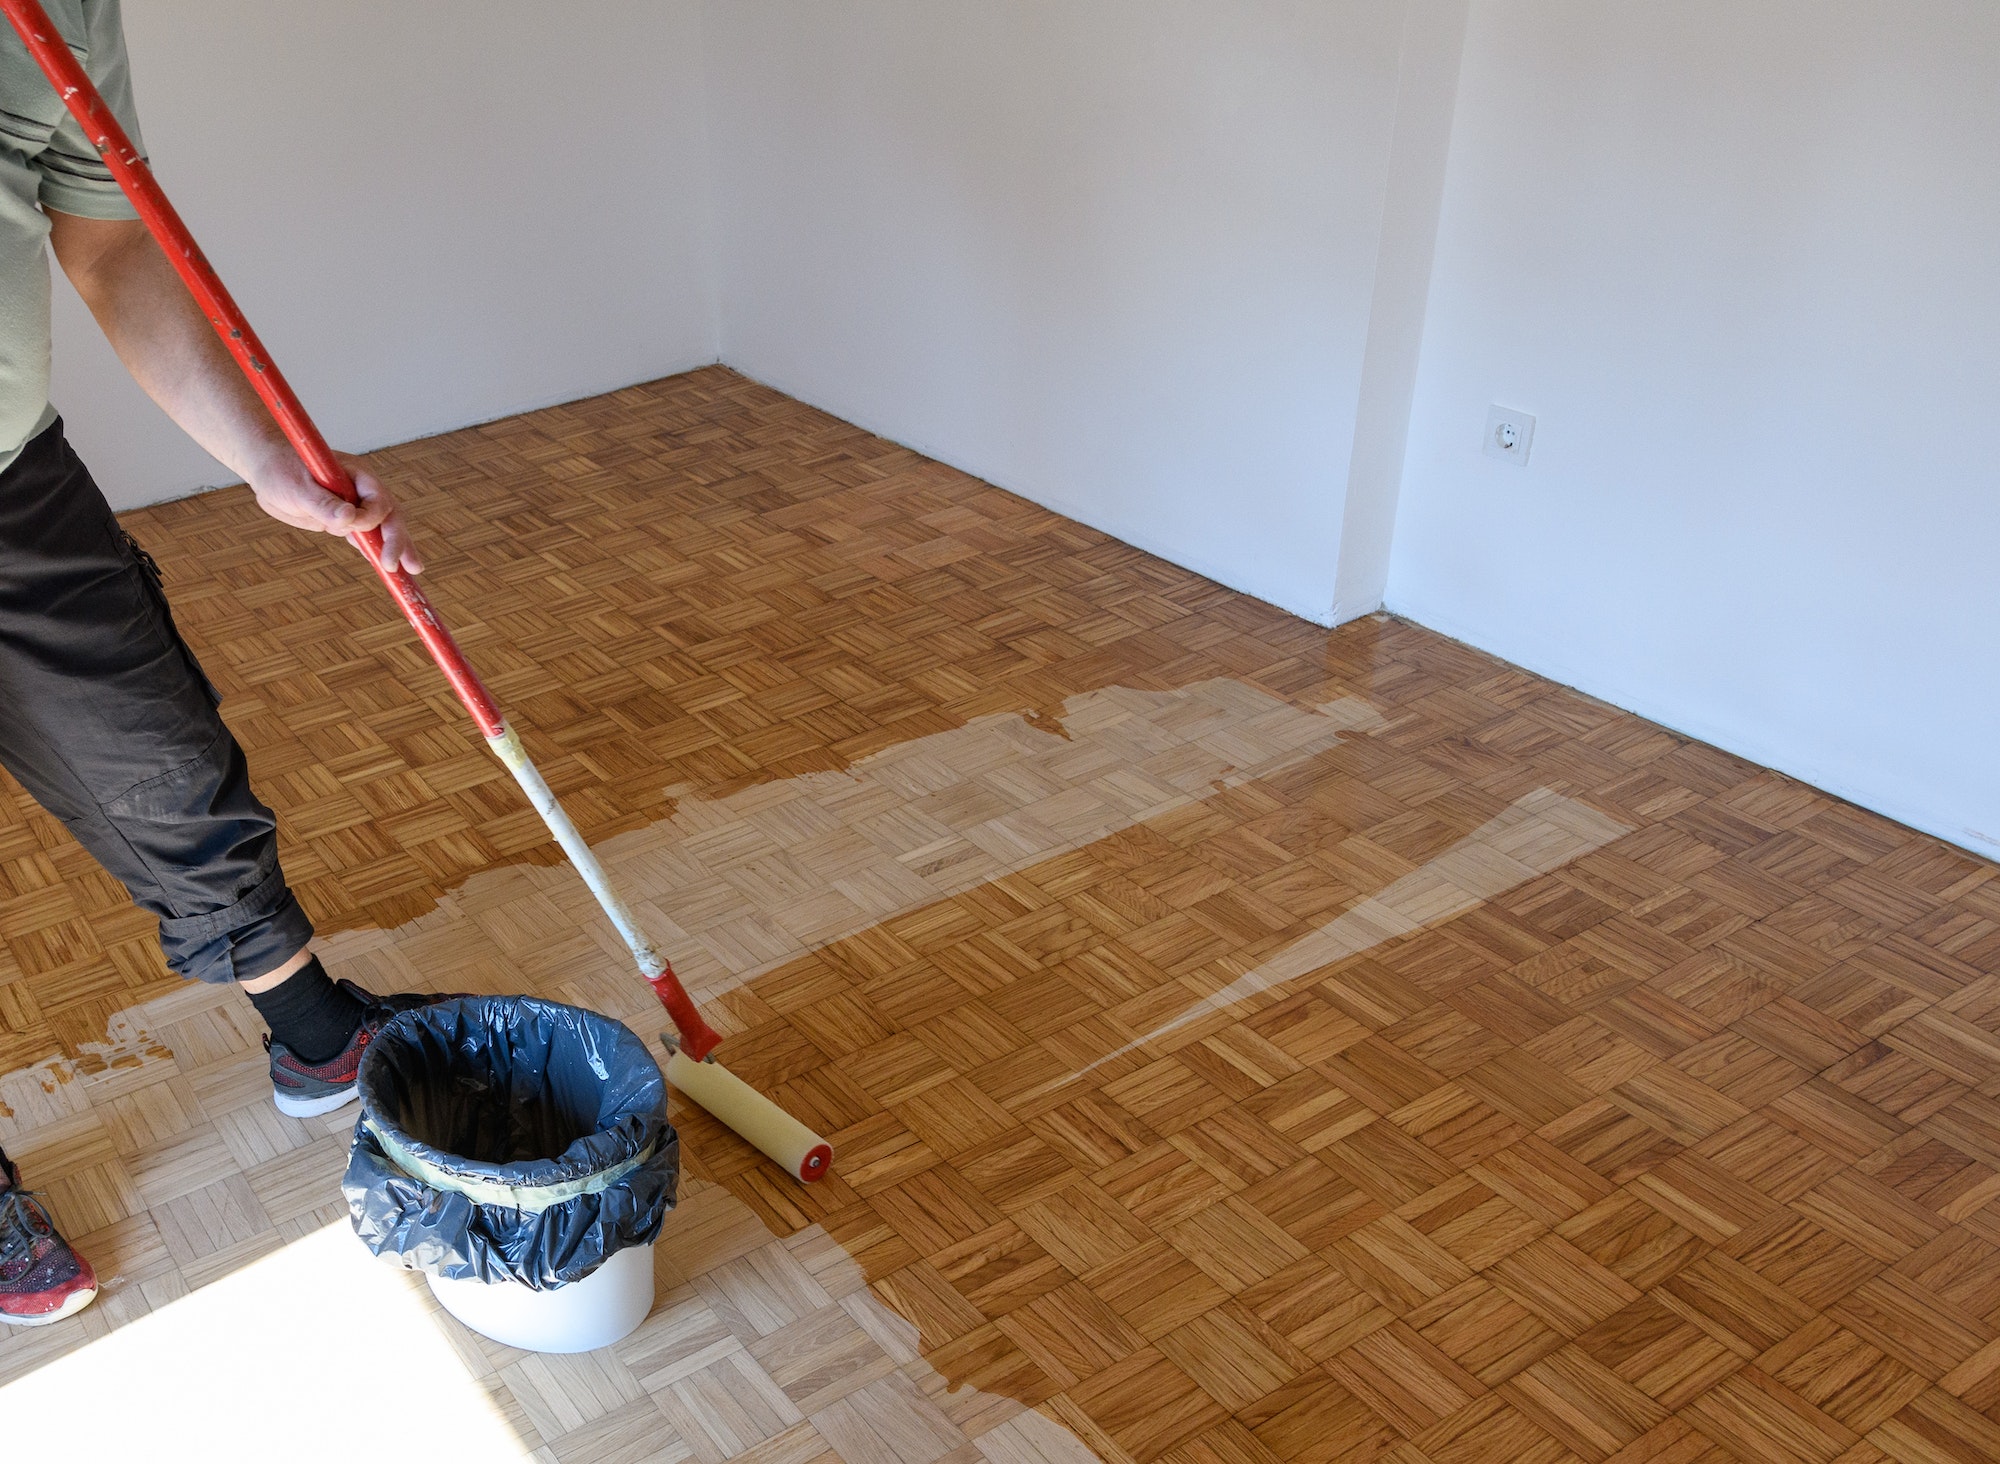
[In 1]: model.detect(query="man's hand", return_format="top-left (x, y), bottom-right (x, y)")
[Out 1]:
top-left (246, 449), bottom-right (424, 574)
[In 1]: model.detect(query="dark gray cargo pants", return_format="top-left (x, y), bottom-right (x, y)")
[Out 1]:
top-left (0, 417), bottom-right (312, 984)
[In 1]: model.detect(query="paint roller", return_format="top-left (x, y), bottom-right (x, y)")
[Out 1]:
top-left (2, 0), bottom-right (832, 1185)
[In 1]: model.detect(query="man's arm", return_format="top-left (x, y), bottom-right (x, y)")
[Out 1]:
top-left (45, 210), bottom-right (422, 573)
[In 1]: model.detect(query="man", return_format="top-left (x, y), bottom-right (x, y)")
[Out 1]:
top-left (0, 1), bottom-right (443, 1326)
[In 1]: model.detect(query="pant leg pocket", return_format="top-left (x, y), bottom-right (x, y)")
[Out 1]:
top-left (99, 723), bottom-right (303, 985)
top-left (118, 529), bottom-right (222, 707)
top-left (100, 724), bottom-right (265, 873)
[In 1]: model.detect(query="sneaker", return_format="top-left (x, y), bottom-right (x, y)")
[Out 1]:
top-left (265, 981), bottom-right (465, 1119)
top-left (0, 1153), bottom-right (98, 1326)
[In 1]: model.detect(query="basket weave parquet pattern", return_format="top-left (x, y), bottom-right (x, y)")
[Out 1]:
top-left (4, 367), bottom-right (2000, 1463)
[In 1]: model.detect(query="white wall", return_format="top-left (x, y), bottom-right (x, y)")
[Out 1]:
top-left (47, 2), bottom-right (1999, 858)
top-left (1388, 1), bottom-right (2000, 859)
top-left (50, 0), bottom-right (719, 510)
top-left (701, 0), bottom-right (1460, 626)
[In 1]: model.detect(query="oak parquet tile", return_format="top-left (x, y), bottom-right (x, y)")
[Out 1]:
top-left (1239, 1158), bottom-right (1381, 1252)
top-left (1170, 1110), bottom-right (1308, 1191)
top-left (1391, 1083), bottom-right (1528, 1169)
top-left (1471, 1135), bottom-right (1620, 1226)
top-left (1154, 1420), bottom-right (1287, 1464)
top-left (1087, 1240), bottom-right (1233, 1344)
top-left (1, 368), bottom-right (1997, 1461)
top-left (1591, 1421), bottom-right (1745, 1463)
top-left (1065, 1349), bottom-right (1231, 1463)
top-left (1869, 1386), bottom-right (2000, 1464)
top-left (1826, 1272), bottom-right (1993, 1382)
top-left (1574, 1294), bottom-right (1744, 1410)
top-left (1244, 1373), bottom-right (1401, 1464)
top-left (1322, 1119), bottom-right (1462, 1208)
top-left (1679, 1365), bottom-right (1857, 1463)
top-left (1153, 1304), bottom-right (1309, 1414)
top-left (1415, 1393), bottom-right (1576, 1464)
top-left (1488, 1233), bottom-right (1642, 1337)
top-left (1769, 1080), bottom-right (1909, 1166)
top-left (1235, 1071), bottom-right (1373, 1161)
top-left (1924, 1093), bottom-right (2000, 1178)
top-left (996, 1281), bottom-right (1147, 1392)
top-left (1327, 1214), bottom-right (1476, 1317)
top-left (1014, 1181), bottom-right (1155, 1277)
top-left (1326, 1320), bottom-right (1485, 1438)
top-left (1725, 1211), bottom-right (1884, 1312)
top-left (1627, 1151), bottom-right (1778, 1246)
top-left (1239, 1258), bottom-right (1393, 1364)
top-left (1399, 1174), bottom-right (1545, 1272)
top-left (867, 1261), bottom-right (987, 1354)
top-left (1503, 1344), bottom-right (1670, 1460)
top-left (1663, 1252), bottom-right (1820, 1359)
top-left (1407, 1276), bottom-right (1563, 1387)
top-left (1165, 1196), bottom-right (1314, 1294)
top-left (1592, 988), bottom-right (1719, 1062)
top-left (1795, 1171), bottom-right (1948, 1263)
top-left (931, 1221), bottom-right (1069, 1321)
top-left (1523, 1016), bottom-right (1660, 1096)
top-left (1937, 1332), bottom-right (2000, 1413)
top-left (1557, 1192), bottom-right (1709, 1292)
top-left (1865, 1135), bottom-right (2000, 1225)
top-left (1611, 1064), bottom-right (1750, 1148)
top-left (1669, 1031), bottom-right (1810, 1111)
top-left (1542, 1099), bottom-right (1686, 1187)
top-left (1759, 1318), bottom-right (1931, 1436)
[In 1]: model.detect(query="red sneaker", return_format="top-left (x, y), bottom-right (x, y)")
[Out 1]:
top-left (265, 981), bottom-right (468, 1118)
top-left (0, 1152), bottom-right (97, 1326)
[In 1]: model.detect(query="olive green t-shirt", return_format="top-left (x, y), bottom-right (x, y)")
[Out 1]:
top-left (0, 0), bottom-right (142, 472)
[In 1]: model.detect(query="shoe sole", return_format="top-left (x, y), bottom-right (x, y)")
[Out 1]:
top-left (274, 1084), bottom-right (360, 1119)
top-left (0, 1285), bottom-right (98, 1327)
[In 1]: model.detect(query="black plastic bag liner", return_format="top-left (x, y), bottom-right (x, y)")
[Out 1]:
top-left (344, 996), bottom-right (678, 1290)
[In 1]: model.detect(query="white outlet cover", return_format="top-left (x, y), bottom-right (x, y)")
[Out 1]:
top-left (1484, 405), bottom-right (1535, 465)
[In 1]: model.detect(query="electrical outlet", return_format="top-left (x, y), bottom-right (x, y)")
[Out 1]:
top-left (1484, 405), bottom-right (1534, 465)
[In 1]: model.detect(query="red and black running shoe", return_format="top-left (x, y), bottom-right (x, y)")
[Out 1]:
top-left (265, 981), bottom-right (465, 1118)
top-left (0, 1151), bottom-right (97, 1327)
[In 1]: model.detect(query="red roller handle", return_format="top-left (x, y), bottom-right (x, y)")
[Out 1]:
top-left (650, 975), bottom-right (721, 1063)
top-left (3, 0), bottom-right (721, 1055)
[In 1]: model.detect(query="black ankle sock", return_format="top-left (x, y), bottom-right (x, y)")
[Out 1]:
top-left (246, 956), bottom-right (365, 1063)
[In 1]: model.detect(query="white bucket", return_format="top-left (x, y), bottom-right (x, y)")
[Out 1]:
top-left (426, 1242), bottom-right (655, 1353)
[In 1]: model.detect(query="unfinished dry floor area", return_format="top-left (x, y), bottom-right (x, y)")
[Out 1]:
top-left (4, 367), bottom-right (2000, 1462)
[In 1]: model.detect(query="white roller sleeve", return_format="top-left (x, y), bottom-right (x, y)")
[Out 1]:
top-left (666, 1050), bottom-right (833, 1183)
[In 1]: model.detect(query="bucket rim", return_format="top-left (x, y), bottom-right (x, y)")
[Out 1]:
top-left (356, 994), bottom-right (667, 1201)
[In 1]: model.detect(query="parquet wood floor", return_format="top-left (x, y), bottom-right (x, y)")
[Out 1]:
top-left (4, 366), bottom-right (2000, 1464)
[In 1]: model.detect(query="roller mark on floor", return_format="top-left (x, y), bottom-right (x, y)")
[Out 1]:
top-left (304, 678), bottom-right (1400, 1031)
top-left (1033, 787), bottom-right (1634, 1096)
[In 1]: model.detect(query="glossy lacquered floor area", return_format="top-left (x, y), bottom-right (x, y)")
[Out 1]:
top-left (3, 368), bottom-right (1999, 1464)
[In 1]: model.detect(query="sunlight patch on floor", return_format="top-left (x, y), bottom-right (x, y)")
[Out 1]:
top-left (1, 1221), bottom-right (531, 1457)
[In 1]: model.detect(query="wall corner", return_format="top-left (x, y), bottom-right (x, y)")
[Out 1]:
top-left (1327, 0), bottom-right (1469, 621)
